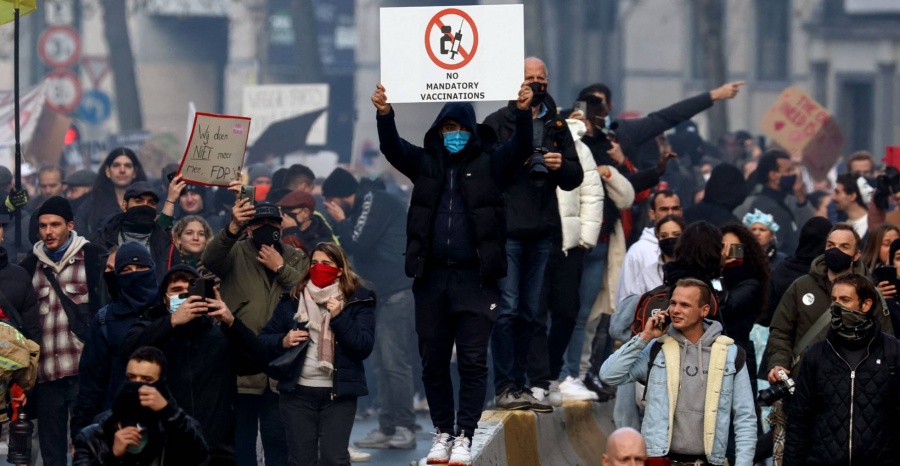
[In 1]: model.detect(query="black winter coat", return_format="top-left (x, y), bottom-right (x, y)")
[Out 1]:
top-left (73, 407), bottom-right (209, 465)
top-left (333, 182), bottom-right (411, 297)
top-left (258, 287), bottom-right (375, 398)
top-left (0, 247), bottom-right (41, 341)
top-left (482, 96), bottom-right (583, 239)
top-left (118, 311), bottom-right (267, 461)
top-left (92, 212), bottom-right (182, 283)
top-left (785, 329), bottom-right (900, 465)
top-left (376, 103), bottom-right (533, 280)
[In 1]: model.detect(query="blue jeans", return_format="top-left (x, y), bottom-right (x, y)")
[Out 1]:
top-left (491, 237), bottom-right (551, 394)
top-left (373, 289), bottom-right (417, 433)
top-left (562, 242), bottom-right (608, 379)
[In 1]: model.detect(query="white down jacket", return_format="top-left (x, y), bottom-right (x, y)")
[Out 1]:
top-left (556, 119), bottom-right (604, 251)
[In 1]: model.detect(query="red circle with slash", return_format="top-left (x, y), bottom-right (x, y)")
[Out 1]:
top-left (424, 8), bottom-right (479, 70)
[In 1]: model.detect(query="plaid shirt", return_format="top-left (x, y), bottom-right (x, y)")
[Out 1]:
top-left (32, 250), bottom-right (87, 382)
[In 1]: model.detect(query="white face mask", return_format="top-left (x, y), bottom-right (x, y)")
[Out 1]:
top-left (168, 294), bottom-right (187, 313)
top-left (702, 173), bottom-right (711, 183)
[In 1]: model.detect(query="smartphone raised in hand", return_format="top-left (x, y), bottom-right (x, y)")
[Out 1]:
top-left (240, 185), bottom-right (256, 206)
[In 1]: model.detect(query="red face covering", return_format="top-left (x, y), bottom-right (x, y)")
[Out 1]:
top-left (255, 184), bottom-right (270, 202)
top-left (309, 263), bottom-right (341, 288)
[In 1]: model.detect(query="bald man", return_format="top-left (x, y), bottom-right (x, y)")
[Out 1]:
top-left (603, 427), bottom-right (647, 466)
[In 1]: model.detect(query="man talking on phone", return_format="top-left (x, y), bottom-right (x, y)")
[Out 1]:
top-left (600, 278), bottom-right (757, 465)
top-left (202, 189), bottom-right (308, 466)
top-left (120, 264), bottom-right (268, 465)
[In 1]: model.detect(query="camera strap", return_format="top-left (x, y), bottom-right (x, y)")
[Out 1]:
top-left (792, 310), bottom-right (832, 368)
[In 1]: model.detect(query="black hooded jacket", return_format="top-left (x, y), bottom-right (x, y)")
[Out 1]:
top-left (763, 217), bottom-right (833, 326)
top-left (0, 247), bottom-right (41, 341)
top-left (376, 102), bottom-right (533, 280)
top-left (71, 264), bottom-right (163, 441)
top-left (785, 327), bottom-right (900, 466)
top-left (482, 94), bottom-right (583, 238)
top-left (683, 163), bottom-right (747, 227)
top-left (118, 264), bottom-right (268, 461)
top-left (93, 210), bottom-right (182, 283)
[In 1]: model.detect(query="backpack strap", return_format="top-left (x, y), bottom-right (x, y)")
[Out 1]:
top-left (641, 340), bottom-right (665, 402)
top-left (98, 307), bottom-right (108, 341)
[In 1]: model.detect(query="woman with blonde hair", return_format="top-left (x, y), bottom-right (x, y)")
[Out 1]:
top-left (258, 242), bottom-right (375, 466)
top-left (171, 215), bottom-right (217, 282)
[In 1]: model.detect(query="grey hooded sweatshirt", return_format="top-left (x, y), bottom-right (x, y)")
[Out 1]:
top-left (669, 319), bottom-right (724, 456)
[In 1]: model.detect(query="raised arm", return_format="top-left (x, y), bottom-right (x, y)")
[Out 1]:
top-left (491, 83), bottom-right (535, 182)
top-left (373, 84), bottom-right (426, 180)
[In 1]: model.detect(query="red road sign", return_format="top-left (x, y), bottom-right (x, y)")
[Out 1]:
top-left (38, 25), bottom-right (81, 68)
top-left (424, 8), bottom-right (479, 71)
top-left (81, 56), bottom-right (110, 88)
top-left (45, 69), bottom-right (82, 113)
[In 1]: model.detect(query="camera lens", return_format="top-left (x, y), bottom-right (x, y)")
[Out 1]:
top-left (757, 381), bottom-right (790, 406)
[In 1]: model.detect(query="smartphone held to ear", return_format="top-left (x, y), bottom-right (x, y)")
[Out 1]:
top-left (655, 310), bottom-right (671, 331)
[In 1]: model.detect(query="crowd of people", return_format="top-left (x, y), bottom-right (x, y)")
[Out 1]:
top-left (0, 55), bottom-right (897, 466)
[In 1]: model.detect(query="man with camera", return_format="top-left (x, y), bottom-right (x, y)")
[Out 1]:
top-left (203, 194), bottom-right (308, 466)
top-left (599, 278), bottom-right (757, 465)
top-left (482, 56), bottom-right (583, 411)
top-left (766, 223), bottom-right (893, 463)
top-left (120, 264), bottom-right (267, 465)
top-left (783, 273), bottom-right (900, 465)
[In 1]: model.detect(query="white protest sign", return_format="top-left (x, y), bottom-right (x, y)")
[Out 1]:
top-left (242, 84), bottom-right (329, 146)
top-left (178, 112), bottom-right (251, 186)
top-left (380, 4), bottom-right (524, 103)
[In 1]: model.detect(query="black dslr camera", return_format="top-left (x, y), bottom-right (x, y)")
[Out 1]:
top-left (757, 369), bottom-right (795, 406)
top-left (528, 147), bottom-right (550, 186)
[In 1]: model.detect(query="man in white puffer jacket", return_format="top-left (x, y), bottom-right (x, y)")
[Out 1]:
top-left (527, 118), bottom-right (604, 405)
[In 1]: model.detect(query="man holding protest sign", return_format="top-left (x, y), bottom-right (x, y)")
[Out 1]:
top-left (372, 80), bottom-right (533, 465)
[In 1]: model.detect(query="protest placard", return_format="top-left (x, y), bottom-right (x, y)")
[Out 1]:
top-left (761, 87), bottom-right (843, 180)
top-left (380, 4), bottom-right (524, 103)
top-left (177, 112), bottom-right (251, 186)
top-left (885, 146), bottom-right (900, 170)
top-left (242, 84), bottom-right (329, 147)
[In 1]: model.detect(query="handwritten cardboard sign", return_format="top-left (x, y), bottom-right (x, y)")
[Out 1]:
top-left (177, 112), bottom-right (251, 186)
top-left (761, 87), bottom-right (843, 181)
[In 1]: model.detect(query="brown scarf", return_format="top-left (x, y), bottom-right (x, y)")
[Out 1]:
top-left (294, 281), bottom-right (343, 374)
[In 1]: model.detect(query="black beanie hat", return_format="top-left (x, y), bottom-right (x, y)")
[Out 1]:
top-left (37, 196), bottom-right (74, 223)
top-left (889, 238), bottom-right (900, 267)
top-left (322, 168), bottom-right (359, 199)
top-left (794, 217), bottom-right (833, 262)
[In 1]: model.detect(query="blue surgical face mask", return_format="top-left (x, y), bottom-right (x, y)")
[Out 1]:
top-left (443, 130), bottom-right (471, 154)
top-left (168, 294), bottom-right (187, 313)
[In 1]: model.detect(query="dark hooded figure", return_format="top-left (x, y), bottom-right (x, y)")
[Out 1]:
top-left (878, 238), bottom-right (900, 336)
top-left (683, 163), bottom-right (748, 227)
top-left (372, 82), bottom-right (533, 464)
top-left (762, 217), bottom-right (833, 327)
top-left (71, 242), bottom-right (163, 441)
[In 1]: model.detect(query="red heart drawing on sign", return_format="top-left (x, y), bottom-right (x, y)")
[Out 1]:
top-left (774, 121), bottom-right (785, 131)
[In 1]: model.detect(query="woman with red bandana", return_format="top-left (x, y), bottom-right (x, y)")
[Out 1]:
top-left (258, 242), bottom-right (375, 466)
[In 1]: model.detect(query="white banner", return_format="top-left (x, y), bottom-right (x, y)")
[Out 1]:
top-left (0, 81), bottom-right (47, 147)
top-left (241, 84), bottom-right (329, 147)
top-left (379, 4), bottom-right (524, 103)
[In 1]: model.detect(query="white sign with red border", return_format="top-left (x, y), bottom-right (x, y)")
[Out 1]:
top-left (380, 4), bottom-right (524, 103)
top-left (45, 69), bottom-right (82, 113)
top-left (38, 25), bottom-right (81, 68)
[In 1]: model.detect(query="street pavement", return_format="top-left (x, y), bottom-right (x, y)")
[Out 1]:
top-left (348, 412), bottom-right (434, 466)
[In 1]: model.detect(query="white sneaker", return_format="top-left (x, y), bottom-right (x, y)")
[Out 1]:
top-left (559, 376), bottom-right (599, 401)
top-left (548, 380), bottom-right (564, 407)
top-left (448, 433), bottom-right (472, 466)
top-left (348, 446), bottom-right (371, 462)
top-left (427, 431), bottom-right (452, 464)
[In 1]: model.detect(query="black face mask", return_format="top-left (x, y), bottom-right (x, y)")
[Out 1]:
top-left (659, 237), bottom-right (677, 259)
top-left (104, 271), bottom-right (119, 299)
top-left (251, 224), bottom-right (281, 250)
top-left (528, 82), bottom-right (547, 108)
top-left (778, 174), bottom-right (797, 194)
top-left (824, 247), bottom-right (854, 273)
top-left (122, 205), bottom-right (158, 234)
